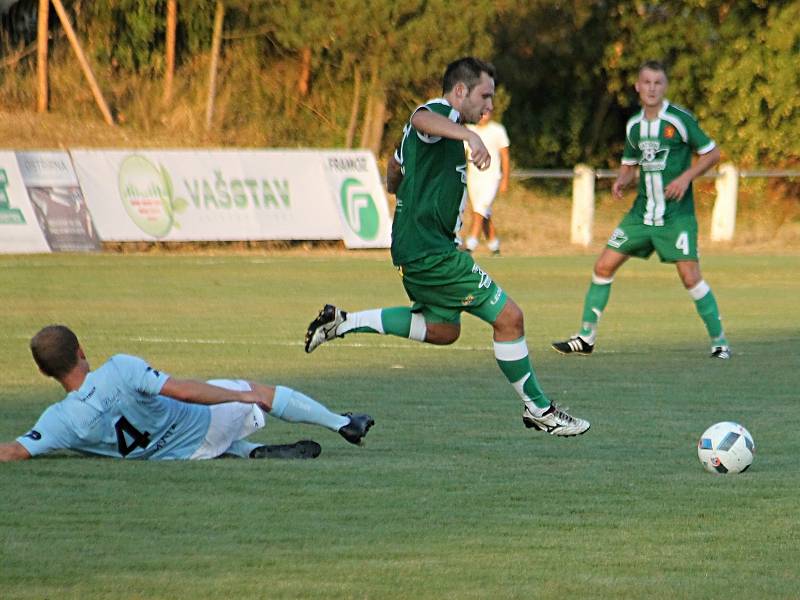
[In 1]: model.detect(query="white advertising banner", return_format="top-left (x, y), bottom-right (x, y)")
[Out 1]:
top-left (70, 149), bottom-right (391, 248)
top-left (0, 151), bottom-right (50, 254)
top-left (16, 151), bottom-right (100, 252)
top-left (321, 151), bottom-right (392, 249)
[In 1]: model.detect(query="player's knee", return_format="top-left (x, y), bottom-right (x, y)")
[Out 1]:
top-left (494, 301), bottom-right (524, 337)
top-left (426, 325), bottom-right (460, 345)
top-left (593, 264), bottom-right (615, 279)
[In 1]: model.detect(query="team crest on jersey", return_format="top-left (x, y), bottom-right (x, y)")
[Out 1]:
top-left (461, 294), bottom-right (475, 306)
top-left (607, 228), bottom-right (628, 248)
top-left (664, 125), bottom-right (676, 139)
top-left (638, 140), bottom-right (669, 172)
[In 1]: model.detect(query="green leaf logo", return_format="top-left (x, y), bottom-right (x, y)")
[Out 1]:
top-left (118, 155), bottom-right (174, 238)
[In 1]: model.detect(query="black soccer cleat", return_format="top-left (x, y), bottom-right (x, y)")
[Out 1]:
top-left (710, 345), bottom-right (731, 359)
top-left (304, 304), bottom-right (347, 353)
top-left (250, 440), bottom-right (321, 459)
top-left (338, 413), bottom-right (375, 446)
top-left (551, 335), bottom-right (594, 356)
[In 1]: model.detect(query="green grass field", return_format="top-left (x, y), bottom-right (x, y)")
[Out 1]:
top-left (1, 252), bottom-right (798, 599)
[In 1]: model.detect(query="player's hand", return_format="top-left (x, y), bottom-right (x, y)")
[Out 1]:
top-left (499, 180), bottom-right (509, 193)
top-left (242, 382), bottom-right (276, 412)
top-left (467, 132), bottom-right (490, 171)
top-left (665, 174), bottom-right (691, 200)
top-left (611, 179), bottom-right (626, 199)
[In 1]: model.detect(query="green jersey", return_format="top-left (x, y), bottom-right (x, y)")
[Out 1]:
top-left (621, 100), bottom-right (716, 226)
top-left (391, 99), bottom-right (468, 265)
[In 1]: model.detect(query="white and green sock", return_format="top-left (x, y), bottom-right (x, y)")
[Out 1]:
top-left (578, 273), bottom-right (613, 343)
top-left (494, 337), bottom-right (550, 414)
top-left (336, 307), bottom-right (426, 341)
top-left (270, 386), bottom-right (349, 432)
top-left (688, 280), bottom-right (727, 345)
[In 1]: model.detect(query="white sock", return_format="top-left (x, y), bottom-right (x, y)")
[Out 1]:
top-left (336, 309), bottom-right (383, 335)
top-left (466, 237), bottom-right (479, 251)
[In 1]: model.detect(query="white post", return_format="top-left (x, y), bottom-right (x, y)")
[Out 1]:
top-left (571, 164), bottom-right (595, 246)
top-left (711, 162), bottom-right (738, 241)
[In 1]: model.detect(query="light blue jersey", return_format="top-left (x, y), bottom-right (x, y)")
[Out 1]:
top-left (17, 354), bottom-right (211, 460)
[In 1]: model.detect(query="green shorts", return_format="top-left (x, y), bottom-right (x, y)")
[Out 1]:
top-left (606, 213), bottom-right (699, 263)
top-left (398, 250), bottom-right (507, 324)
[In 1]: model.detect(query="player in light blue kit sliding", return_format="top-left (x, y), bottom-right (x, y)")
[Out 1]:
top-left (0, 325), bottom-right (373, 462)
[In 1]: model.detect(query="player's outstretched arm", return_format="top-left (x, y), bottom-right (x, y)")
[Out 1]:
top-left (160, 378), bottom-right (275, 411)
top-left (0, 441), bottom-right (32, 462)
top-left (411, 110), bottom-right (490, 169)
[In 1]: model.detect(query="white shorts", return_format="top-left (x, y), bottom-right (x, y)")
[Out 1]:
top-left (189, 379), bottom-right (266, 460)
top-left (467, 178), bottom-right (500, 218)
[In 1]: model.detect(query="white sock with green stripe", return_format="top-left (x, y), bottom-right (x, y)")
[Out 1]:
top-left (493, 337), bottom-right (550, 414)
top-left (688, 280), bottom-right (727, 344)
top-left (335, 307), bottom-right (426, 341)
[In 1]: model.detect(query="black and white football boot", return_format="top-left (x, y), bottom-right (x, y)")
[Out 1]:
top-left (304, 304), bottom-right (347, 353)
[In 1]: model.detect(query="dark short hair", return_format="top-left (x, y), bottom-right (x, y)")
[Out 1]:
top-left (443, 57), bottom-right (495, 94)
top-left (30, 325), bottom-right (80, 378)
top-left (639, 60), bottom-right (667, 78)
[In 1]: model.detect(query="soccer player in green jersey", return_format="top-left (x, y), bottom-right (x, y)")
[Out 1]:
top-left (305, 57), bottom-right (590, 437)
top-left (552, 60), bottom-right (730, 359)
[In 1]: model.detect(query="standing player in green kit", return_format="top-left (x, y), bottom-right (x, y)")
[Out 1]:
top-left (552, 60), bottom-right (730, 359)
top-left (304, 57), bottom-right (590, 437)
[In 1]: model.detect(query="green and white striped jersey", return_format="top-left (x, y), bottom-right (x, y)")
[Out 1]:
top-left (621, 100), bottom-right (715, 226)
top-left (391, 99), bottom-right (468, 265)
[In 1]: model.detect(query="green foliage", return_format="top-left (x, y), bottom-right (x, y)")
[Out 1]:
top-left (1, 0), bottom-right (798, 166)
top-left (706, 2), bottom-right (800, 165)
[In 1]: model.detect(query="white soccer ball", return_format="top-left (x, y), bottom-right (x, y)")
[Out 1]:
top-left (697, 421), bottom-right (755, 474)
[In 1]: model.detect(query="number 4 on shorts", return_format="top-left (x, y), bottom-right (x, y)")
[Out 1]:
top-left (675, 231), bottom-right (690, 256)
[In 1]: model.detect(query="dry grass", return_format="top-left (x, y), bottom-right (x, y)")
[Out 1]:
top-left (1, 110), bottom-right (798, 255)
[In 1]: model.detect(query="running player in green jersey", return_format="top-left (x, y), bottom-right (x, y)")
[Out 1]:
top-left (0, 325), bottom-right (373, 462)
top-left (305, 57), bottom-right (589, 437)
top-left (552, 60), bottom-right (730, 359)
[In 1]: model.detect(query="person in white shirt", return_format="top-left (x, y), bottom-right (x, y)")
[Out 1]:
top-left (464, 109), bottom-right (510, 254)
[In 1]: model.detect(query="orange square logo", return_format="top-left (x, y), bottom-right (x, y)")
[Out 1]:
top-left (664, 125), bottom-right (676, 139)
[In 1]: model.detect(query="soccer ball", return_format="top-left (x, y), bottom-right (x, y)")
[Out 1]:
top-left (697, 422), bottom-right (755, 474)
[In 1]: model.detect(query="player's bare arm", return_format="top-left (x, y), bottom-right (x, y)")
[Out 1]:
top-left (665, 146), bottom-right (721, 200)
top-left (0, 441), bottom-right (31, 462)
top-left (411, 109), bottom-right (490, 169)
top-left (160, 377), bottom-right (275, 410)
top-left (499, 146), bottom-right (510, 193)
top-left (612, 164), bottom-right (638, 198)
top-left (386, 154), bottom-right (403, 194)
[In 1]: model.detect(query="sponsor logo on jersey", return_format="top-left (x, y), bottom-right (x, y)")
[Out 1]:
top-left (638, 140), bottom-right (669, 172)
top-left (664, 125), bottom-right (676, 139)
top-left (24, 430), bottom-right (42, 441)
top-left (461, 294), bottom-right (475, 306)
